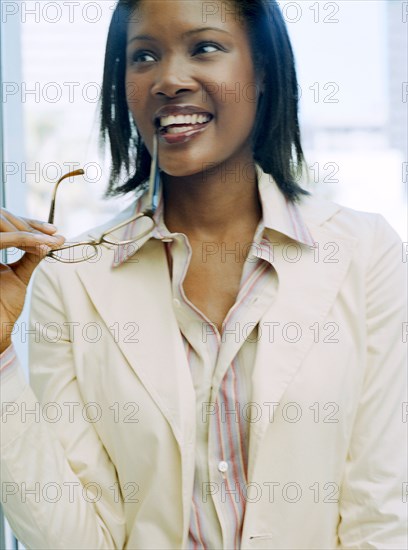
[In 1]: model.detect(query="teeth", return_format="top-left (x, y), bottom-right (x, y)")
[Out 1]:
top-left (167, 126), bottom-right (193, 134)
top-left (159, 113), bottom-right (211, 128)
top-left (160, 115), bottom-right (177, 127)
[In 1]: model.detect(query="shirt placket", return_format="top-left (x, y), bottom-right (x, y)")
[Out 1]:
top-left (160, 225), bottom-right (278, 550)
top-left (207, 294), bottom-right (276, 549)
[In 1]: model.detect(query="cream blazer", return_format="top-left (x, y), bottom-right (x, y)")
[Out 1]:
top-left (1, 171), bottom-right (406, 549)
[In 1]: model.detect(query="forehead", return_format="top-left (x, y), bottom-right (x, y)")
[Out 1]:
top-left (130, 0), bottom-right (243, 31)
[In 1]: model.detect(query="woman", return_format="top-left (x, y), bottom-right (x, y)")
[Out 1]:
top-left (0, 0), bottom-right (406, 548)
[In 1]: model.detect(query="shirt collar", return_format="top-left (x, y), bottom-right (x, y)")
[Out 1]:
top-left (112, 166), bottom-right (315, 268)
top-left (255, 166), bottom-right (315, 248)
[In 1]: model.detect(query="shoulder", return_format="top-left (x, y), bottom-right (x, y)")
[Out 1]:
top-left (299, 191), bottom-right (403, 248)
top-left (299, 192), bottom-right (406, 304)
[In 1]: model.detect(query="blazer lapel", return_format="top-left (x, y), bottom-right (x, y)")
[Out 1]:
top-left (248, 221), bottom-right (357, 480)
top-left (75, 238), bottom-right (196, 448)
top-left (76, 238), bottom-right (197, 538)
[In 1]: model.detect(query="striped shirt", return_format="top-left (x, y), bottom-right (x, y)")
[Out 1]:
top-left (111, 170), bottom-right (314, 548)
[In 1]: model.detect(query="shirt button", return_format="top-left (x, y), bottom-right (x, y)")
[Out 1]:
top-left (173, 298), bottom-right (181, 308)
top-left (218, 460), bottom-right (229, 473)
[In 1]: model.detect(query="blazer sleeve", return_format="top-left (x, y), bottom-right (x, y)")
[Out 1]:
top-left (0, 262), bottom-right (126, 550)
top-left (338, 214), bottom-right (408, 549)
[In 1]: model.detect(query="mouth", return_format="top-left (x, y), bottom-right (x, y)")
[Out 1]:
top-left (154, 112), bottom-right (214, 144)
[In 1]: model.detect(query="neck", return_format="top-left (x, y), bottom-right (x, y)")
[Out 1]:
top-left (161, 158), bottom-right (262, 241)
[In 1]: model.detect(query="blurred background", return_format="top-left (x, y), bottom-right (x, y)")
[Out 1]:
top-left (1, 1), bottom-right (407, 547)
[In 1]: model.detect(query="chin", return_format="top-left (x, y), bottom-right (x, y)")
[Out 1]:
top-left (161, 167), bottom-right (204, 180)
top-left (159, 157), bottom-right (214, 179)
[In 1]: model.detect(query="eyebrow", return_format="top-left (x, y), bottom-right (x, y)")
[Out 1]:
top-left (127, 27), bottom-right (231, 45)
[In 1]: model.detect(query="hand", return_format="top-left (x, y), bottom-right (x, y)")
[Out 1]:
top-left (0, 208), bottom-right (65, 353)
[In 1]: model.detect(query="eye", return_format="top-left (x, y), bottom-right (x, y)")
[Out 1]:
top-left (193, 42), bottom-right (224, 56)
top-left (130, 50), bottom-right (157, 64)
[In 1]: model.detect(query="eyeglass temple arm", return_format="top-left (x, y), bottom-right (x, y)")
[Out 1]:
top-left (145, 132), bottom-right (160, 215)
top-left (48, 169), bottom-right (85, 224)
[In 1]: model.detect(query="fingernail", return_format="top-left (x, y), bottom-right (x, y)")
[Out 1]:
top-left (43, 223), bottom-right (57, 231)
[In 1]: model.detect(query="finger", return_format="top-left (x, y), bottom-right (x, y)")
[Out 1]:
top-left (5, 243), bottom-right (52, 259)
top-left (0, 208), bottom-right (52, 234)
top-left (25, 219), bottom-right (58, 234)
top-left (0, 213), bottom-right (18, 233)
top-left (0, 231), bottom-right (65, 252)
top-left (13, 246), bottom-right (51, 285)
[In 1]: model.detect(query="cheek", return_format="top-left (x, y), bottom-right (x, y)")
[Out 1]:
top-left (125, 73), bottom-right (146, 118)
top-left (211, 85), bottom-right (258, 134)
top-left (208, 62), bottom-right (259, 120)
top-left (125, 81), bottom-right (137, 117)
top-left (126, 88), bottom-right (139, 113)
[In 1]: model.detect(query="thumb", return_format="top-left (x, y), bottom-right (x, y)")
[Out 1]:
top-left (13, 246), bottom-right (50, 285)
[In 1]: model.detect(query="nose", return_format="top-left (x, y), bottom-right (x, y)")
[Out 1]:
top-left (150, 56), bottom-right (198, 98)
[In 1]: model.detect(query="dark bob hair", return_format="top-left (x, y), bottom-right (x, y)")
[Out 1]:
top-left (100, 0), bottom-right (309, 202)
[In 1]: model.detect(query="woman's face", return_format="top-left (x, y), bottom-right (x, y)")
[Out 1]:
top-left (125, 0), bottom-right (261, 177)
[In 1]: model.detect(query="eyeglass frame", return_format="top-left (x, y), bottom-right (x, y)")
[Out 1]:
top-left (46, 132), bottom-right (160, 263)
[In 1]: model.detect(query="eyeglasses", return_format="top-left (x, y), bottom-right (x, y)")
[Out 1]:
top-left (47, 133), bottom-right (160, 263)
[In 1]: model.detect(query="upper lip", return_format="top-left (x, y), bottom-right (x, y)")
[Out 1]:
top-left (153, 105), bottom-right (213, 127)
